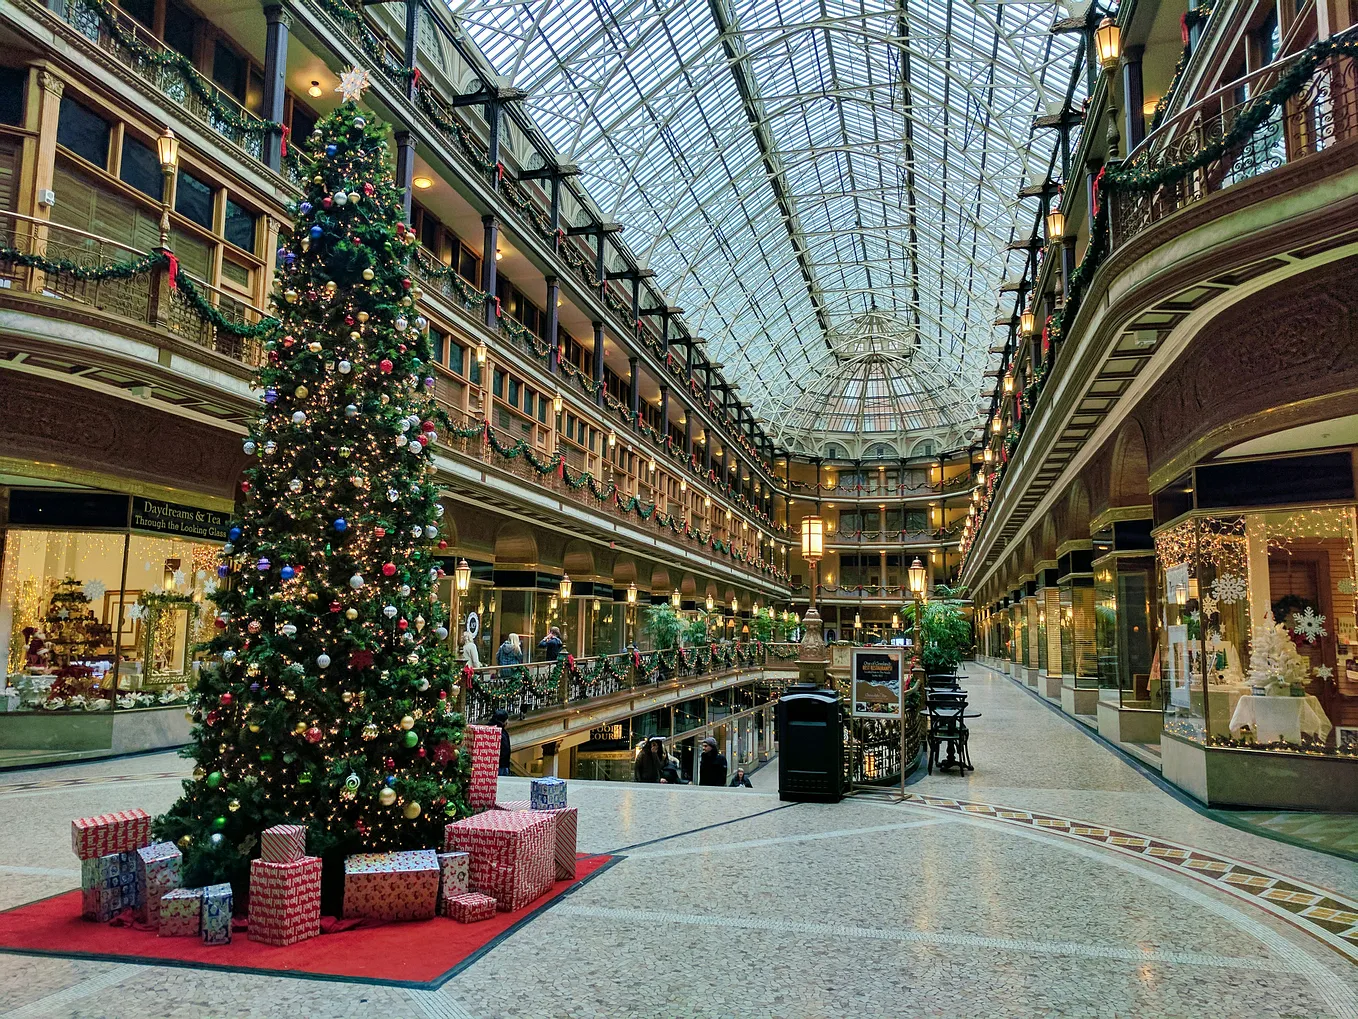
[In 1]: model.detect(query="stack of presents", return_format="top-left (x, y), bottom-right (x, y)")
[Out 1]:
top-left (69, 724), bottom-right (578, 941)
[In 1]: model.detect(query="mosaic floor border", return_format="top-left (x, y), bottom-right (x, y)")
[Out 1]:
top-left (903, 792), bottom-right (1358, 966)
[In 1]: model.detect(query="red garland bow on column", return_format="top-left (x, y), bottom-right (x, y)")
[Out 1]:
top-left (165, 252), bottom-right (180, 289)
top-left (279, 124), bottom-right (289, 158)
top-left (495, 162), bottom-right (504, 183)
top-left (411, 67), bottom-right (422, 89)
top-left (493, 295), bottom-right (503, 317)
top-left (1091, 166), bottom-right (1107, 218)
top-left (481, 420), bottom-right (490, 444)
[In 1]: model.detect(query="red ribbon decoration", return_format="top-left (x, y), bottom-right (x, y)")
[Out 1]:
top-left (1180, 11), bottom-right (1191, 45)
top-left (1091, 166), bottom-right (1106, 218)
top-left (165, 252), bottom-right (179, 289)
top-left (411, 67), bottom-right (422, 89)
top-left (279, 124), bottom-right (289, 159)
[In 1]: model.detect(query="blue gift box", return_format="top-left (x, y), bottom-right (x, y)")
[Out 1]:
top-left (200, 882), bottom-right (233, 945)
top-left (79, 851), bottom-right (143, 921)
top-left (135, 842), bottom-right (182, 925)
top-left (530, 777), bottom-right (567, 811)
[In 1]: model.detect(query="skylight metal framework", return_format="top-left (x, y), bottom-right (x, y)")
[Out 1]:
top-left (455, 0), bottom-right (1084, 456)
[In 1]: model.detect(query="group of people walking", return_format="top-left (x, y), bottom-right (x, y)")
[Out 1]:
top-left (632, 735), bottom-right (752, 787)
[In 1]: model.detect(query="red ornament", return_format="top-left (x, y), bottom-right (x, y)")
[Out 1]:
top-left (422, 420), bottom-right (436, 433)
top-left (398, 344), bottom-right (407, 353)
top-left (330, 601), bottom-right (342, 613)
top-left (417, 747), bottom-right (426, 758)
top-left (402, 278), bottom-right (412, 290)
top-left (305, 726), bottom-right (322, 744)
top-left (398, 618), bottom-right (409, 631)
top-left (322, 197), bottom-right (333, 208)
top-left (378, 359), bottom-right (393, 374)
top-left (381, 563), bottom-right (396, 577)
top-left (384, 757), bottom-right (396, 770)
top-left (363, 182), bottom-right (375, 196)
top-left (214, 616), bottom-right (227, 629)
top-left (344, 315), bottom-right (354, 326)
top-left (206, 709), bottom-right (219, 726)
top-left (356, 820), bottom-right (369, 837)
top-left (219, 692), bottom-right (233, 707)
top-left (438, 690), bottom-right (447, 700)
top-left (432, 740), bottom-right (454, 765)
top-left (374, 526), bottom-right (387, 538)
top-left (395, 222), bottom-right (406, 235)
top-left (282, 336), bottom-right (295, 348)
top-left (240, 481), bottom-right (251, 494)
top-left (437, 540), bottom-right (448, 550)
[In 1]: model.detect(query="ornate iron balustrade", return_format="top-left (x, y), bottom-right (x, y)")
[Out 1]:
top-left (1110, 48), bottom-right (1358, 248)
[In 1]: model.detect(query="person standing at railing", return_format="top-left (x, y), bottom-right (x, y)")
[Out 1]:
top-left (538, 626), bottom-right (564, 662)
top-left (495, 633), bottom-right (524, 667)
top-left (461, 630), bottom-right (481, 669)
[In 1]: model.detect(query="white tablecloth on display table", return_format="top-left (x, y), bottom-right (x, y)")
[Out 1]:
top-left (1229, 694), bottom-right (1332, 744)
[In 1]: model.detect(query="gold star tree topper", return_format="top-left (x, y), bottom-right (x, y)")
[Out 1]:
top-left (336, 67), bottom-right (370, 103)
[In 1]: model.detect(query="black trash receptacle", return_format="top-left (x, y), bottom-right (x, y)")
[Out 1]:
top-left (776, 683), bottom-right (845, 802)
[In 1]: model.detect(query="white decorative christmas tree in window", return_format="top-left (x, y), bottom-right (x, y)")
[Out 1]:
top-left (1246, 613), bottom-right (1311, 696)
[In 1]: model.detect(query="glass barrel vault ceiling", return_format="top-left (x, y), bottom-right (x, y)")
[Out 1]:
top-left (456, 0), bottom-right (1084, 457)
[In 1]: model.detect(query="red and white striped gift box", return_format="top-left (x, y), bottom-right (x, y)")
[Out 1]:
top-left (497, 805), bottom-right (578, 879)
top-left (465, 725), bottom-right (501, 811)
top-left (443, 809), bottom-right (555, 912)
top-left (248, 857), bottom-right (322, 946)
top-left (444, 891), bottom-right (496, 923)
top-left (71, 809), bottom-right (151, 860)
top-left (259, 824), bottom-right (308, 864)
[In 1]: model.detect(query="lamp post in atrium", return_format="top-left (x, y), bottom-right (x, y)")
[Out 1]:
top-left (1095, 16), bottom-right (1123, 159)
top-left (625, 580), bottom-right (638, 649)
top-left (797, 514), bottom-right (827, 681)
top-left (908, 556), bottom-right (927, 671)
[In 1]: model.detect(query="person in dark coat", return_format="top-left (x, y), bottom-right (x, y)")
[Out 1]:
top-left (538, 626), bottom-right (564, 662)
top-left (633, 737), bottom-right (664, 783)
top-left (492, 707), bottom-right (511, 776)
top-left (729, 767), bottom-right (752, 788)
top-left (698, 736), bottom-right (728, 786)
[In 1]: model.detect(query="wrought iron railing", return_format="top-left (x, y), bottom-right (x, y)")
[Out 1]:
top-left (1110, 47), bottom-right (1358, 248)
top-left (465, 641), bottom-right (797, 723)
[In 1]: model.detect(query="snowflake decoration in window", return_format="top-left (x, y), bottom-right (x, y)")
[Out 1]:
top-left (1313, 664), bottom-right (1334, 681)
top-left (1211, 574), bottom-right (1248, 604)
top-left (1200, 593), bottom-right (1218, 619)
top-left (81, 579), bottom-right (107, 602)
top-left (1186, 610), bottom-right (1201, 625)
top-left (128, 603), bottom-right (146, 621)
top-left (203, 579), bottom-right (218, 597)
top-left (1291, 606), bottom-right (1327, 644)
top-left (172, 570), bottom-right (186, 588)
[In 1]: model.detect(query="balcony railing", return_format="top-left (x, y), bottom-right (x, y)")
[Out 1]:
top-left (1110, 43), bottom-right (1358, 248)
top-left (827, 527), bottom-right (961, 545)
top-left (464, 641), bottom-right (799, 723)
top-left (0, 211), bottom-right (270, 367)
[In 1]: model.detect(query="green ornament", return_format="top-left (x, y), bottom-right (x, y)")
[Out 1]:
top-left (212, 815), bottom-right (227, 831)
top-left (299, 771), bottom-right (314, 785)
top-left (260, 750), bottom-right (274, 763)
top-left (404, 730), bottom-right (419, 748)
top-left (206, 771), bottom-right (222, 789)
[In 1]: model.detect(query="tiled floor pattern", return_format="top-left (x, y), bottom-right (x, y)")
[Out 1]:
top-left (0, 664), bottom-right (1355, 1017)
top-left (1234, 813), bottom-right (1358, 858)
top-left (902, 792), bottom-right (1358, 964)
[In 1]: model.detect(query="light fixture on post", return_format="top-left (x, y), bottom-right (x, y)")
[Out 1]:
top-left (1003, 372), bottom-right (1014, 395)
top-left (706, 594), bottom-right (714, 613)
top-left (475, 341), bottom-right (487, 367)
top-left (908, 556), bottom-right (927, 672)
top-left (648, 457), bottom-right (656, 474)
top-left (559, 573), bottom-right (572, 601)
top-left (797, 514), bottom-right (827, 672)
top-left (552, 390), bottom-right (563, 416)
top-left (1046, 207), bottom-right (1066, 244)
top-left (731, 595), bottom-right (739, 615)
top-left (670, 590), bottom-right (681, 609)
top-left (983, 446), bottom-right (994, 464)
top-left (1020, 309), bottom-right (1035, 337)
top-left (607, 430), bottom-right (617, 451)
top-left (453, 558), bottom-right (472, 660)
top-left (156, 128), bottom-right (179, 247)
top-left (1095, 16), bottom-right (1124, 158)
top-left (625, 581), bottom-right (638, 649)
top-left (991, 417), bottom-right (1003, 434)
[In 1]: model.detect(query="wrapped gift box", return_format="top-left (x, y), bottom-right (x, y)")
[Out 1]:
top-left (259, 824), bottom-right (308, 864)
top-left (494, 800), bottom-right (531, 811)
top-left (547, 806), bottom-right (578, 881)
top-left (444, 891), bottom-right (497, 923)
top-left (80, 850), bottom-right (142, 922)
top-left (134, 842), bottom-right (182, 926)
top-left (71, 809), bottom-right (151, 860)
top-left (343, 849), bottom-right (439, 922)
top-left (465, 724), bottom-right (501, 810)
top-left (248, 856), bottom-right (321, 946)
top-left (201, 883), bottom-right (233, 945)
top-left (437, 851), bottom-right (470, 901)
top-left (159, 887), bottom-right (202, 937)
top-left (530, 777), bottom-right (567, 811)
top-left (444, 809), bottom-right (555, 912)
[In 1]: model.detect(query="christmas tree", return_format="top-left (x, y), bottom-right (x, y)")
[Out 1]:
top-left (156, 77), bottom-right (471, 899)
top-left (1246, 612), bottom-right (1311, 696)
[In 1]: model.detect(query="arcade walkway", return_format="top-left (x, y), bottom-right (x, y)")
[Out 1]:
top-left (2, 665), bottom-right (1355, 1018)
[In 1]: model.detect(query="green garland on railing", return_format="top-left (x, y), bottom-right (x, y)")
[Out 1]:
top-left (417, 259), bottom-right (488, 308)
top-left (74, 0), bottom-right (279, 139)
top-left (0, 246), bottom-right (163, 280)
top-left (0, 246), bottom-right (279, 340)
top-left (1149, 3), bottom-right (1217, 130)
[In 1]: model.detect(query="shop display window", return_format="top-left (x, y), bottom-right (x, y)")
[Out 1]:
top-left (1154, 507), bottom-right (1358, 755)
top-left (2, 528), bottom-right (217, 713)
top-left (1094, 555), bottom-right (1156, 706)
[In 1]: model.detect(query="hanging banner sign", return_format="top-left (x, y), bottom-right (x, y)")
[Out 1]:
top-left (851, 647), bottom-right (903, 719)
top-left (130, 497), bottom-right (231, 542)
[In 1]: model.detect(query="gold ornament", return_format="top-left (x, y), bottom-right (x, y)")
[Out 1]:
top-left (228, 798), bottom-right (240, 812)
top-left (346, 607), bottom-right (359, 620)
top-left (357, 311), bottom-right (369, 323)
top-left (403, 800), bottom-right (422, 820)
top-left (378, 785), bottom-right (397, 806)
top-left (294, 385), bottom-right (309, 399)
top-left (349, 331), bottom-right (360, 341)
top-left (295, 721), bottom-right (308, 734)
top-left (177, 835), bottom-right (192, 849)
top-left (324, 280), bottom-right (337, 292)
top-left (308, 341), bottom-right (322, 353)
top-left (362, 268), bottom-right (374, 281)
top-left (400, 715), bottom-right (415, 730)
top-left (342, 691), bottom-right (353, 703)
top-left (362, 723), bottom-right (379, 740)
top-left (193, 767), bottom-right (206, 781)
top-left (248, 723), bottom-right (260, 733)
top-left (284, 289), bottom-right (298, 303)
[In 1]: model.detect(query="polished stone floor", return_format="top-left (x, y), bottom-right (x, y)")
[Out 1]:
top-left (1, 664), bottom-right (1356, 1018)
